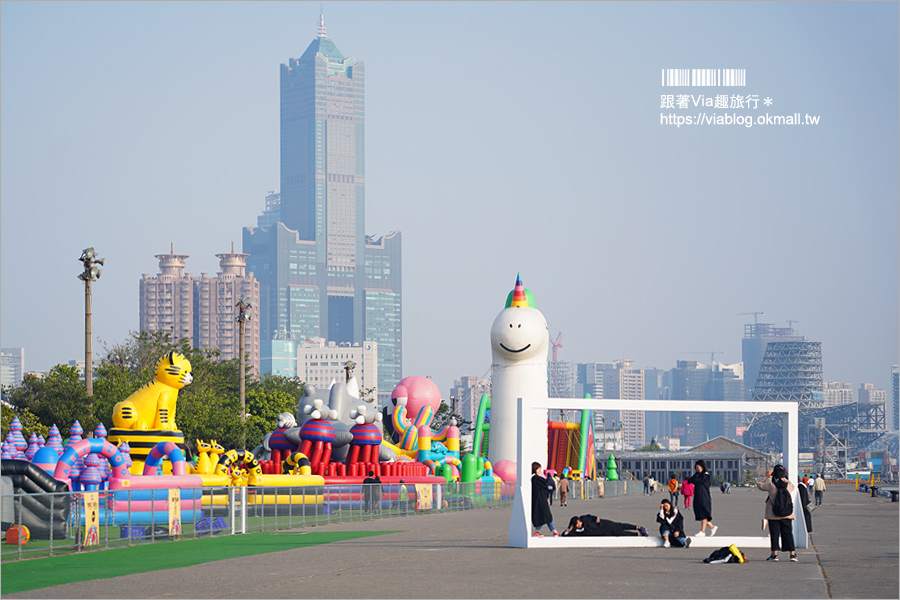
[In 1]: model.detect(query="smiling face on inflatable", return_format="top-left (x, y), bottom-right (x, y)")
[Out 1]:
top-left (491, 306), bottom-right (548, 362)
top-left (490, 274), bottom-right (548, 364)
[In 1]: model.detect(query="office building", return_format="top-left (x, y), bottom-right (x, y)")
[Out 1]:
top-left (601, 360), bottom-right (645, 449)
top-left (262, 328), bottom-right (299, 378)
top-left (823, 382), bottom-right (854, 408)
top-left (858, 383), bottom-right (887, 405)
top-left (244, 15), bottom-right (401, 405)
top-left (449, 375), bottom-right (490, 428)
top-left (1, 348), bottom-right (25, 387)
top-left (296, 337), bottom-right (377, 405)
top-left (891, 366), bottom-right (899, 431)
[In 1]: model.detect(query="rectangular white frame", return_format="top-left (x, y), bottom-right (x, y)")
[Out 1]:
top-left (509, 397), bottom-right (807, 549)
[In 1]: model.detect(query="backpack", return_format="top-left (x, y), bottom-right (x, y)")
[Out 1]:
top-left (703, 544), bottom-right (747, 564)
top-left (772, 480), bottom-right (793, 517)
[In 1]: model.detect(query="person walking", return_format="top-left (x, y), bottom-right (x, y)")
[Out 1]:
top-left (813, 474), bottom-right (826, 506)
top-left (668, 476), bottom-right (680, 507)
top-left (757, 464), bottom-right (798, 562)
top-left (682, 478), bottom-right (694, 509)
top-left (398, 479), bottom-right (409, 516)
top-left (643, 474), bottom-right (650, 495)
top-left (688, 459), bottom-right (717, 537)
top-left (547, 471), bottom-right (557, 506)
top-left (558, 475), bottom-right (570, 507)
top-left (531, 462), bottom-right (558, 537)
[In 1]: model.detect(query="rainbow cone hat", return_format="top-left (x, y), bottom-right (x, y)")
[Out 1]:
top-left (510, 273), bottom-right (528, 307)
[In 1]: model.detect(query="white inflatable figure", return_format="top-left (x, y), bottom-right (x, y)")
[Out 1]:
top-left (303, 397), bottom-right (338, 421)
top-left (488, 273), bottom-right (550, 482)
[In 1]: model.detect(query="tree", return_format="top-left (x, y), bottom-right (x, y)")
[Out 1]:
top-left (4, 365), bottom-right (96, 435)
top-left (1, 403), bottom-right (50, 442)
top-left (639, 437), bottom-right (662, 452)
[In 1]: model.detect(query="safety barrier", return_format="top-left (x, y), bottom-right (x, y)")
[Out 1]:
top-left (1, 481), bottom-right (516, 561)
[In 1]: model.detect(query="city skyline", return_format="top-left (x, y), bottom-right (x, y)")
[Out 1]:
top-left (1, 2), bottom-right (897, 399)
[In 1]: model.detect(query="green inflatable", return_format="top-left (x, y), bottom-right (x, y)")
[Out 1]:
top-left (606, 454), bottom-right (619, 481)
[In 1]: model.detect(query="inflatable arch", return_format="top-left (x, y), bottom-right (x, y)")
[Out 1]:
top-left (142, 441), bottom-right (188, 476)
top-left (53, 438), bottom-right (130, 487)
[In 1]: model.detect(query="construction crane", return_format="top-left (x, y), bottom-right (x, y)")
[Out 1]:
top-left (786, 319), bottom-right (800, 335)
top-left (736, 311), bottom-right (765, 325)
top-left (550, 332), bottom-right (563, 362)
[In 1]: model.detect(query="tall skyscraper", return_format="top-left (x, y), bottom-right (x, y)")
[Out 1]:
top-left (891, 366), bottom-right (899, 431)
top-left (601, 360), bottom-right (645, 449)
top-left (244, 14), bottom-right (401, 406)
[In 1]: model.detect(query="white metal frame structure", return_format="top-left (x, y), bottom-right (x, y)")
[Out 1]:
top-left (509, 397), bottom-right (807, 549)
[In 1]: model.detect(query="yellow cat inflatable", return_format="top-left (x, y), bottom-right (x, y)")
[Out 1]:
top-left (112, 351), bottom-right (193, 431)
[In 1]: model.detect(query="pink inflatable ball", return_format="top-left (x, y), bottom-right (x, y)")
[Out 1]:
top-left (492, 459), bottom-right (517, 483)
top-left (25, 433), bottom-right (41, 461)
top-left (32, 446), bottom-right (60, 475)
top-left (391, 376), bottom-right (442, 418)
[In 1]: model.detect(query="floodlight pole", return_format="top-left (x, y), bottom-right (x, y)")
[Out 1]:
top-left (236, 298), bottom-right (253, 447)
top-left (77, 247), bottom-right (103, 412)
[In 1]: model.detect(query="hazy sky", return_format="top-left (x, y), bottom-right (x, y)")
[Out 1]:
top-left (2, 1), bottom-right (898, 399)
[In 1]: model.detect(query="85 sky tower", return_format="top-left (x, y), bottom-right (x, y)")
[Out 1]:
top-left (244, 14), bottom-right (401, 404)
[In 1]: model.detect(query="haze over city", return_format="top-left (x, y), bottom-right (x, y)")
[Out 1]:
top-left (2, 1), bottom-right (898, 398)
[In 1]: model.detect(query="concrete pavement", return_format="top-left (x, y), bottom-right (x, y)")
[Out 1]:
top-left (6, 483), bottom-right (898, 599)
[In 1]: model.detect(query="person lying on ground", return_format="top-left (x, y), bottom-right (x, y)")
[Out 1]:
top-left (561, 514), bottom-right (649, 537)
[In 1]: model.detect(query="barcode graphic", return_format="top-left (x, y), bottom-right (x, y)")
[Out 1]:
top-left (661, 68), bottom-right (746, 87)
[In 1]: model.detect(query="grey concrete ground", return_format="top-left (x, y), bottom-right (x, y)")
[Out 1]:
top-left (6, 483), bottom-right (898, 599)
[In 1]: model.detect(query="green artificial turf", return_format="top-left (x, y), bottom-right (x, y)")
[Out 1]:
top-left (1, 529), bottom-right (399, 595)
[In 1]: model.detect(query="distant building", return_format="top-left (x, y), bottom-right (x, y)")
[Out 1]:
top-left (449, 375), bottom-right (490, 429)
top-left (194, 249), bottom-right (261, 374)
top-left (243, 17), bottom-right (402, 408)
top-left (601, 360), bottom-right (645, 449)
top-left (741, 322), bottom-right (803, 401)
top-left (1, 348), bottom-right (25, 388)
top-left (690, 436), bottom-right (774, 479)
top-left (598, 447), bottom-right (763, 484)
top-left (858, 383), bottom-right (887, 405)
top-left (548, 359), bottom-right (574, 399)
top-left (891, 366), bottom-right (899, 431)
top-left (140, 248), bottom-right (195, 344)
top-left (823, 381), bottom-right (854, 408)
top-left (261, 328), bottom-right (299, 378)
top-left (296, 338), bottom-right (378, 406)
top-left (67, 358), bottom-right (102, 382)
top-left (751, 340), bottom-right (824, 408)
top-left (670, 360), bottom-right (710, 447)
top-left (139, 247), bottom-right (261, 373)
top-left (657, 436), bottom-right (680, 451)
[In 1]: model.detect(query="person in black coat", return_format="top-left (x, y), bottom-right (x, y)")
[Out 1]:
top-left (531, 462), bottom-right (558, 537)
top-left (797, 476), bottom-right (813, 533)
top-left (688, 459), bottom-right (717, 537)
top-left (561, 514), bottom-right (647, 537)
top-left (656, 498), bottom-right (691, 547)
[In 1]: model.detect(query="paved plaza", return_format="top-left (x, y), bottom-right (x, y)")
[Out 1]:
top-left (7, 483), bottom-right (898, 599)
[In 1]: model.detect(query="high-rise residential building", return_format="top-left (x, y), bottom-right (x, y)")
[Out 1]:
top-left (296, 338), bottom-right (377, 404)
top-left (139, 248), bottom-right (261, 373)
top-left (741, 322), bottom-right (803, 401)
top-left (244, 15), bottom-right (401, 406)
top-left (194, 249), bottom-right (261, 374)
top-left (1, 347), bottom-right (25, 387)
top-left (601, 360), bottom-right (645, 449)
top-left (891, 366), bottom-right (899, 431)
top-left (858, 383), bottom-right (887, 405)
top-left (822, 381), bottom-right (854, 408)
top-left (140, 248), bottom-right (195, 343)
top-left (449, 375), bottom-right (490, 428)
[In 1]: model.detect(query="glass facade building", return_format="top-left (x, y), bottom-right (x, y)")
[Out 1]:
top-left (244, 16), bottom-right (401, 406)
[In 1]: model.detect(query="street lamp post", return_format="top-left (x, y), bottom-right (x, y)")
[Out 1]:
top-left (236, 298), bottom-right (253, 432)
top-left (77, 248), bottom-right (103, 406)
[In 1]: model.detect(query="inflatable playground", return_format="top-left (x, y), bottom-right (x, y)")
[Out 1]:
top-left (1, 274), bottom-right (596, 544)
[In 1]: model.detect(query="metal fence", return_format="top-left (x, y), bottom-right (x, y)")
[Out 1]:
top-left (1, 481), bottom-right (516, 562)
